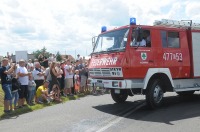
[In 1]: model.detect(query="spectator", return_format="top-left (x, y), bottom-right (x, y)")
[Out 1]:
top-left (44, 62), bottom-right (52, 94)
top-left (28, 74), bottom-right (36, 105)
top-left (60, 61), bottom-right (65, 95)
top-left (36, 80), bottom-right (51, 103)
top-left (48, 53), bottom-right (56, 63)
top-left (34, 59), bottom-right (39, 67)
top-left (64, 59), bottom-right (74, 96)
top-left (77, 54), bottom-right (81, 60)
top-left (42, 52), bottom-right (49, 69)
top-left (73, 60), bottom-right (81, 93)
top-left (38, 54), bottom-right (44, 66)
top-left (32, 62), bottom-right (45, 91)
top-left (50, 61), bottom-right (61, 91)
top-left (11, 77), bottom-right (20, 110)
top-left (55, 62), bottom-right (63, 89)
top-left (55, 62), bottom-right (63, 94)
top-left (79, 59), bottom-right (87, 93)
top-left (74, 60), bottom-right (80, 71)
top-left (50, 84), bottom-right (61, 102)
top-left (74, 70), bottom-right (80, 94)
top-left (16, 59), bottom-right (31, 108)
top-left (82, 56), bottom-right (86, 66)
top-left (0, 58), bottom-right (16, 113)
top-left (27, 59), bottom-right (33, 72)
top-left (85, 66), bottom-right (89, 92)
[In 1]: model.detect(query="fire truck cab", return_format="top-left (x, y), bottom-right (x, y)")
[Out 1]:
top-left (88, 18), bottom-right (200, 109)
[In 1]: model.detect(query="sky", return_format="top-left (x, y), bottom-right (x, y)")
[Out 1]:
top-left (0, 0), bottom-right (200, 58)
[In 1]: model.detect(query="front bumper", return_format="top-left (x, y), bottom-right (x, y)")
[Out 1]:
top-left (87, 78), bottom-right (144, 89)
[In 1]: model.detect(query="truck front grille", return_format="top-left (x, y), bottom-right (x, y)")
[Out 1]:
top-left (89, 67), bottom-right (123, 77)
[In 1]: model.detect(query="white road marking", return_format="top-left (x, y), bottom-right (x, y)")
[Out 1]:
top-left (86, 102), bottom-right (146, 132)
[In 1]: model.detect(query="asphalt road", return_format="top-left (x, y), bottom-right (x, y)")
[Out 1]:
top-left (1, 92), bottom-right (200, 132)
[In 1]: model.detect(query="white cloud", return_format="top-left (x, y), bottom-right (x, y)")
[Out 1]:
top-left (0, 0), bottom-right (199, 58)
top-left (185, 1), bottom-right (200, 21)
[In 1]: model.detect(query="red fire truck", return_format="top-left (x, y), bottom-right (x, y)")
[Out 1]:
top-left (88, 18), bottom-right (200, 109)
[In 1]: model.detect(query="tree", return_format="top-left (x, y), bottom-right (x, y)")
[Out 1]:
top-left (56, 51), bottom-right (62, 62)
top-left (32, 46), bottom-right (50, 59)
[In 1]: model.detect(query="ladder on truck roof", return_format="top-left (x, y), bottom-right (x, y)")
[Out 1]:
top-left (154, 19), bottom-right (200, 30)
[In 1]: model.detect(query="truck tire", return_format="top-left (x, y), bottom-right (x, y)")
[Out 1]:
top-left (111, 89), bottom-right (128, 103)
top-left (176, 91), bottom-right (195, 96)
top-left (146, 79), bottom-right (164, 109)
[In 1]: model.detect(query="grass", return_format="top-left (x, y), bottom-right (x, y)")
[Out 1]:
top-left (0, 85), bottom-right (4, 117)
top-left (0, 85), bottom-right (88, 120)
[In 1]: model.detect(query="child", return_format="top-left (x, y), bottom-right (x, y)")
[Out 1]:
top-left (50, 84), bottom-right (61, 103)
top-left (11, 77), bottom-right (20, 110)
top-left (74, 70), bottom-right (80, 94)
top-left (28, 75), bottom-right (36, 105)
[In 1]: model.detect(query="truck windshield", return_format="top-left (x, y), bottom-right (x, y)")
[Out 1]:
top-left (93, 28), bottom-right (129, 53)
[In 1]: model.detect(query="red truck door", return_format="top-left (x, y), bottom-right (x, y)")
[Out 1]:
top-left (125, 28), bottom-right (154, 78)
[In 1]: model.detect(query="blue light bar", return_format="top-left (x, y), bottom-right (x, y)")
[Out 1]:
top-left (130, 17), bottom-right (136, 25)
top-left (101, 26), bottom-right (107, 33)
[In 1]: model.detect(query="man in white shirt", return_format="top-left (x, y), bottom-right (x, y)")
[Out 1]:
top-left (16, 59), bottom-right (31, 107)
top-left (131, 38), bottom-right (146, 47)
top-left (131, 31), bottom-right (145, 47)
top-left (64, 59), bottom-right (73, 96)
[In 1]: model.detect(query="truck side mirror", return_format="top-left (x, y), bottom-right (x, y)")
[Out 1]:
top-left (92, 36), bottom-right (97, 47)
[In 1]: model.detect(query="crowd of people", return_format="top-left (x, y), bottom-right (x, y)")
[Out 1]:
top-left (0, 53), bottom-right (90, 114)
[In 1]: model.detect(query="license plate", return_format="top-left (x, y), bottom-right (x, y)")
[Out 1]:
top-left (95, 82), bottom-right (104, 88)
top-left (115, 89), bottom-right (120, 94)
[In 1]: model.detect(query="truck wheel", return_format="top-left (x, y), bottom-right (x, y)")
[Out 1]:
top-left (111, 89), bottom-right (128, 103)
top-left (146, 79), bottom-right (164, 109)
top-left (176, 91), bottom-right (195, 96)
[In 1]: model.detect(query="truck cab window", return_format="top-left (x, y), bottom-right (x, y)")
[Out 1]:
top-left (168, 32), bottom-right (180, 48)
top-left (161, 31), bottom-right (180, 48)
top-left (131, 29), bottom-right (151, 47)
top-left (94, 28), bottom-right (129, 53)
top-left (161, 31), bottom-right (167, 47)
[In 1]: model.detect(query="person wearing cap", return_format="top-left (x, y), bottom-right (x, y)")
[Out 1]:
top-left (16, 59), bottom-right (31, 108)
top-left (36, 80), bottom-right (51, 103)
top-left (0, 58), bottom-right (17, 113)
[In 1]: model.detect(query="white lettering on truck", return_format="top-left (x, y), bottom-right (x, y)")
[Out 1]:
top-left (91, 57), bottom-right (118, 66)
top-left (163, 52), bottom-right (183, 61)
